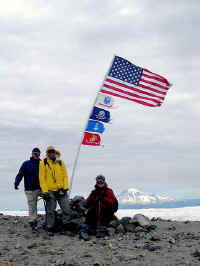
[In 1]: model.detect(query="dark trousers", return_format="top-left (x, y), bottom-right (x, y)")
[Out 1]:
top-left (86, 205), bottom-right (114, 229)
top-left (45, 191), bottom-right (70, 229)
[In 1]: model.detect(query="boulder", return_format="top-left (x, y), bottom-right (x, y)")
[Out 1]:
top-left (132, 214), bottom-right (150, 228)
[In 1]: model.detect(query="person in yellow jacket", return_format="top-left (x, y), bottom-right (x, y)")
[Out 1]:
top-left (39, 146), bottom-right (70, 233)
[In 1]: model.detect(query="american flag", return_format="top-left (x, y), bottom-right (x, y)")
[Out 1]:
top-left (100, 56), bottom-right (171, 107)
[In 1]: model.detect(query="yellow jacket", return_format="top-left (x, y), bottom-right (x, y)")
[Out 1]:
top-left (39, 154), bottom-right (69, 193)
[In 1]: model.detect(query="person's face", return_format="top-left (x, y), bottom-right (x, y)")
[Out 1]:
top-left (47, 150), bottom-right (56, 159)
top-left (32, 152), bottom-right (40, 160)
top-left (96, 180), bottom-right (105, 188)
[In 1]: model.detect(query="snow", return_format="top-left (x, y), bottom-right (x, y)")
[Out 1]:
top-left (116, 206), bottom-right (200, 221)
top-left (118, 188), bottom-right (174, 205)
top-left (1, 206), bottom-right (200, 221)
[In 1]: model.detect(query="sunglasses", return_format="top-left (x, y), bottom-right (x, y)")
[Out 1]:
top-left (47, 150), bottom-right (56, 153)
top-left (97, 180), bottom-right (104, 184)
top-left (33, 152), bottom-right (40, 155)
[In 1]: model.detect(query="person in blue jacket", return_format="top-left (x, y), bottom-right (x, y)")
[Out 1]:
top-left (14, 148), bottom-right (41, 231)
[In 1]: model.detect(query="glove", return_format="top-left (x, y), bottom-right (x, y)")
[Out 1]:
top-left (14, 183), bottom-right (19, 190)
top-left (63, 189), bottom-right (69, 197)
top-left (42, 193), bottom-right (50, 200)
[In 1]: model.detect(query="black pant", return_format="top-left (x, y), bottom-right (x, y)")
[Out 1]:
top-left (86, 204), bottom-right (114, 228)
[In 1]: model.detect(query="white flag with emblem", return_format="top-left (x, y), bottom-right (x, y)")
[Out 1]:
top-left (95, 93), bottom-right (114, 109)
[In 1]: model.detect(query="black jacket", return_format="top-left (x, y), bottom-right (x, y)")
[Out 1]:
top-left (15, 157), bottom-right (40, 191)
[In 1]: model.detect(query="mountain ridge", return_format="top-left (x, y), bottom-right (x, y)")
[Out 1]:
top-left (117, 188), bottom-right (200, 209)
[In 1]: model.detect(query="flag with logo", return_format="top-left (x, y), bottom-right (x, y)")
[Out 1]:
top-left (82, 132), bottom-right (101, 146)
top-left (90, 106), bottom-right (111, 123)
top-left (85, 120), bottom-right (105, 134)
top-left (95, 93), bottom-right (114, 109)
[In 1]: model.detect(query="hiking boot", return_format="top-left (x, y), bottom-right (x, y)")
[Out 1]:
top-left (96, 226), bottom-right (107, 238)
top-left (29, 221), bottom-right (38, 232)
top-left (47, 227), bottom-right (55, 236)
top-left (79, 231), bottom-right (90, 241)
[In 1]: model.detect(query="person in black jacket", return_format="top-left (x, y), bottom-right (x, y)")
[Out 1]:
top-left (14, 148), bottom-right (41, 231)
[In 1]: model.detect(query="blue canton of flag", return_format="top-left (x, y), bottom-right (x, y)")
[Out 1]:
top-left (86, 120), bottom-right (105, 134)
top-left (108, 56), bottom-right (143, 86)
top-left (90, 106), bottom-right (110, 123)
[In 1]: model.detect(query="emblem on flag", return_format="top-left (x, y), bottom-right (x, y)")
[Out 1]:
top-left (90, 106), bottom-right (110, 123)
top-left (96, 93), bottom-right (114, 109)
top-left (82, 132), bottom-right (101, 146)
top-left (86, 120), bottom-right (105, 133)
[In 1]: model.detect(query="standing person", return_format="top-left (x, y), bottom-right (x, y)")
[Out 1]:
top-left (39, 146), bottom-right (70, 233)
top-left (81, 175), bottom-right (118, 239)
top-left (14, 148), bottom-right (41, 232)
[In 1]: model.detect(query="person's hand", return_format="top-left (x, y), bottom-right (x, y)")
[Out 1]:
top-left (42, 193), bottom-right (50, 200)
top-left (63, 189), bottom-right (69, 197)
top-left (14, 183), bottom-right (19, 190)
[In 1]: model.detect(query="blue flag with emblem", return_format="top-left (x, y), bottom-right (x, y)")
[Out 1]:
top-left (90, 106), bottom-right (110, 123)
top-left (86, 120), bottom-right (105, 134)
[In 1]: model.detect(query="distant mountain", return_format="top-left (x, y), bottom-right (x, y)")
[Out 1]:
top-left (118, 188), bottom-right (200, 209)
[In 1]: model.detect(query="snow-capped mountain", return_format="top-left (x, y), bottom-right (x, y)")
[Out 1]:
top-left (118, 188), bottom-right (174, 206)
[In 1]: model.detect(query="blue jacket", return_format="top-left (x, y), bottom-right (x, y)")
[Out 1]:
top-left (15, 157), bottom-right (41, 191)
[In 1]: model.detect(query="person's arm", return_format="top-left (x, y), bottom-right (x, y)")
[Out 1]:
top-left (39, 161), bottom-right (48, 193)
top-left (14, 162), bottom-right (26, 188)
top-left (61, 161), bottom-right (69, 190)
top-left (105, 189), bottom-right (118, 205)
top-left (86, 191), bottom-right (97, 208)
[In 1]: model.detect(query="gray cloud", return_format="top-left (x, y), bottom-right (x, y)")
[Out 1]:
top-left (0, 0), bottom-right (200, 209)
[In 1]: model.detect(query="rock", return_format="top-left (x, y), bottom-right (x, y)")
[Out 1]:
top-left (108, 216), bottom-right (120, 228)
top-left (123, 223), bottom-right (136, 233)
top-left (150, 235), bottom-right (161, 242)
top-left (54, 258), bottom-right (65, 266)
top-left (111, 257), bottom-right (119, 264)
top-left (107, 227), bottom-right (115, 236)
top-left (168, 226), bottom-right (176, 231)
top-left (169, 237), bottom-right (176, 244)
top-left (65, 257), bottom-right (80, 266)
top-left (191, 249), bottom-right (200, 258)
top-left (134, 226), bottom-right (144, 232)
top-left (93, 262), bottom-right (101, 266)
top-left (132, 214), bottom-right (150, 227)
top-left (116, 224), bottom-right (125, 234)
top-left (120, 217), bottom-right (132, 225)
top-left (144, 243), bottom-right (161, 251)
top-left (15, 243), bottom-right (21, 249)
top-left (148, 224), bottom-right (157, 231)
top-left (27, 242), bottom-right (38, 249)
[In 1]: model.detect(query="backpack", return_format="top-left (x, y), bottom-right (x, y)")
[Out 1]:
top-left (44, 158), bottom-right (62, 167)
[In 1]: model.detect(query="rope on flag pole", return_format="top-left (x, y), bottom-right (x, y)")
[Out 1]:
top-left (69, 55), bottom-right (116, 196)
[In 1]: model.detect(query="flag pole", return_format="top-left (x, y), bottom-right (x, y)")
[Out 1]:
top-left (69, 55), bottom-right (116, 196)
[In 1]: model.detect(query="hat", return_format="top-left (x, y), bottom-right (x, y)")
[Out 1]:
top-left (46, 146), bottom-right (56, 152)
top-left (32, 147), bottom-right (41, 154)
top-left (96, 175), bottom-right (105, 184)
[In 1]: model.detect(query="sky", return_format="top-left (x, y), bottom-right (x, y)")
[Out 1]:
top-left (0, 0), bottom-right (200, 210)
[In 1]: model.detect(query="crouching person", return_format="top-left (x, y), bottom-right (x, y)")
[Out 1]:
top-left (39, 146), bottom-right (70, 234)
top-left (80, 175), bottom-right (118, 239)
top-left (14, 148), bottom-right (41, 232)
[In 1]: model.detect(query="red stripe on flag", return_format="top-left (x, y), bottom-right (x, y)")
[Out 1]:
top-left (105, 78), bottom-right (164, 100)
top-left (141, 78), bottom-right (169, 90)
top-left (100, 89), bottom-right (161, 107)
top-left (103, 83), bottom-right (162, 105)
top-left (138, 83), bottom-right (166, 96)
top-left (143, 68), bottom-right (171, 86)
top-left (142, 73), bottom-right (167, 84)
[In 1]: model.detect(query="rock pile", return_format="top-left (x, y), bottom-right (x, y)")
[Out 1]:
top-left (55, 196), bottom-right (156, 238)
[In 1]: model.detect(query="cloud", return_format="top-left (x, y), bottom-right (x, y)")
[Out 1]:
top-left (0, 0), bottom-right (200, 209)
